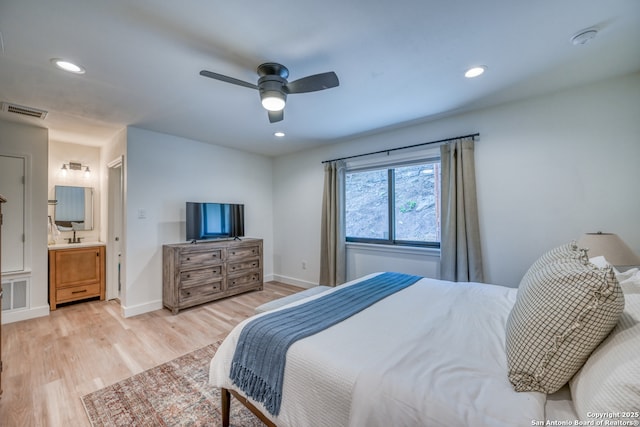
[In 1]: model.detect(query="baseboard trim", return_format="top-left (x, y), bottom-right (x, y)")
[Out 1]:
top-left (121, 299), bottom-right (163, 318)
top-left (2, 304), bottom-right (50, 324)
top-left (270, 274), bottom-right (318, 289)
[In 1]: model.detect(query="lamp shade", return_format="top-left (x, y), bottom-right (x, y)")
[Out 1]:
top-left (577, 232), bottom-right (640, 267)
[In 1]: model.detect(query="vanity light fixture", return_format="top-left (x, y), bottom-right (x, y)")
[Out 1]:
top-left (274, 131), bottom-right (285, 137)
top-left (61, 161), bottom-right (91, 176)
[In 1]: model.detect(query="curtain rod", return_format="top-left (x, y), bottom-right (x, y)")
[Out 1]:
top-left (321, 132), bottom-right (479, 164)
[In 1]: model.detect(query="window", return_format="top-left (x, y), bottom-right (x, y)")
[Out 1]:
top-left (345, 159), bottom-right (440, 247)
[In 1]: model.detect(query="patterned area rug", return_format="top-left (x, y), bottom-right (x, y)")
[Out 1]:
top-left (81, 341), bottom-right (263, 426)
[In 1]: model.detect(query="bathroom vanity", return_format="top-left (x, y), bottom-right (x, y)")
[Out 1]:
top-left (48, 242), bottom-right (105, 310)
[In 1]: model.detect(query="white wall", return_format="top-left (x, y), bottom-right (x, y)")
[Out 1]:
top-left (123, 127), bottom-right (274, 316)
top-left (0, 119), bottom-right (49, 323)
top-left (273, 72), bottom-right (640, 288)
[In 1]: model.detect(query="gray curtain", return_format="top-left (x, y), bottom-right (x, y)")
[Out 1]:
top-left (440, 138), bottom-right (484, 282)
top-left (319, 160), bottom-right (346, 286)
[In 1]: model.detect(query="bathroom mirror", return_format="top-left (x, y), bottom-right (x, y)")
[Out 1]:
top-left (54, 185), bottom-right (94, 231)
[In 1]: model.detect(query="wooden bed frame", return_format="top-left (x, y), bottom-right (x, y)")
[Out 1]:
top-left (221, 387), bottom-right (277, 427)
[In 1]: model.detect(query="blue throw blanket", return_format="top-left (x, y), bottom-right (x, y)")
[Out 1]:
top-left (229, 272), bottom-right (422, 415)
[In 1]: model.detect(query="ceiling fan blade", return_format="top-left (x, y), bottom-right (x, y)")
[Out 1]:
top-left (285, 71), bottom-right (339, 94)
top-left (268, 110), bottom-right (284, 123)
top-left (199, 70), bottom-right (258, 90)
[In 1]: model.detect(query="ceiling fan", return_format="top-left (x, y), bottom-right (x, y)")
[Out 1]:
top-left (200, 63), bottom-right (339, 123)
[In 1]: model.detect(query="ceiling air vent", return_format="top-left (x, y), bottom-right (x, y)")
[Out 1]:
top-left (1, 102), bottom-right (48, 119)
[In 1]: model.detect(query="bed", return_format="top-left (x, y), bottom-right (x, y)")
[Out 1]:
top-left (209, 244), bottom-right (640, 426)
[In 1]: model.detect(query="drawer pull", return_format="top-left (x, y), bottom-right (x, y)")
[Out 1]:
top-left (252, 263), bottom-right (257, 267)
top-left (186, 274), bottom-right (190, 278)
top-left (72, 289), bottom-right (88, 294)
top-left (186, 257), bottom-right (191, 261)
top-left (185, 291), bottom-right (191, 296)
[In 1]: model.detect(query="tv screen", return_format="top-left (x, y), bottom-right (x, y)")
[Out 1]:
top-left (186, 202), bottom-right (245, 241)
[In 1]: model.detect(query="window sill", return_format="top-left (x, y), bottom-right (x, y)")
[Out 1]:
top-left (346, 241), bottom-right (440, 257)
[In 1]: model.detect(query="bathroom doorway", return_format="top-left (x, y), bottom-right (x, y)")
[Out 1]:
top-left (107, 156), bottom-right (124, 301)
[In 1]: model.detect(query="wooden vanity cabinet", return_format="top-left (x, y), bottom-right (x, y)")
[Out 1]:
top-left (49, 245), bottom-right (106, 310)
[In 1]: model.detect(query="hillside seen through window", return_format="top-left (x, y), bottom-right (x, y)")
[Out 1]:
top-left (345, 161), bottom-right (440, 247)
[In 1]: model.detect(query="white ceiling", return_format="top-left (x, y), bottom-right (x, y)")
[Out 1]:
top-left (0, 0), bottom-right (638, 157)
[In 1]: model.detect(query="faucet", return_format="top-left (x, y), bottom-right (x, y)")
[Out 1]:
top-left (67, 230), bottom-right (83, 244)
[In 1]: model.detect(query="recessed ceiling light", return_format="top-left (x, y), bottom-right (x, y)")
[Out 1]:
top-left (51, 58), bottom-right (85, 74)
top-left (274, 131), bottom-right (285, 137)
top-left (464, 65), bottom-right (486, 78)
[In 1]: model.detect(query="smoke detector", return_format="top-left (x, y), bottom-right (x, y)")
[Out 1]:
top-left (571, 28), bottom-right (598, 45)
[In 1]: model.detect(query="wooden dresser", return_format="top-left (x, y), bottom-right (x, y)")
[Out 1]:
top-left (163, 238), bottom-right (263, 314)
top-left (0, 194), bottom-right (5, 395)
top-left (48, 244), bottom-right (106, 310)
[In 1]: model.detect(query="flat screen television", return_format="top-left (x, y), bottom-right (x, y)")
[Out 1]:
top-left (186, 202), bottom-right (245, 241)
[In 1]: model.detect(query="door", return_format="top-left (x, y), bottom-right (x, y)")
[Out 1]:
top-left (107, 157), bottom-right (124, 301)
top-left (0, 155), bottom-right (25, 273)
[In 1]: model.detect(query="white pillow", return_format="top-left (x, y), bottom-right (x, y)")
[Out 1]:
top-left (570, 293), bottom-right (640, 419)
top-left (617, 268), bottom-right (640, 294)
top-left (589, 255), bottom-right (624, 275)
top-left (588, 255), bottom-right (609, 269)
top-left (589, 256), bottom-right (640, 292)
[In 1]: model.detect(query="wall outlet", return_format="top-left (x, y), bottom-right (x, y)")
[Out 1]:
top-left (138, 209), bottom-right (147, 219)
top-left (302, 260), bottom-right (307, 270)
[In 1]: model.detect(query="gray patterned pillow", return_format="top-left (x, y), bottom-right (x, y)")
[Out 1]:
top-left (505, 250), bottom-right (625, 393)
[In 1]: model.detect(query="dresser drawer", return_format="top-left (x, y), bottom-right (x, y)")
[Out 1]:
top-left (228, 271), bottom-right (262, 289)
top-left (180, 249), bottom-right (223, 269)
top-left (179, 281), bottom-right (222, 303)
top-left (56, 283), bottom-right (101, 303)
top-left (227, 245), bottom-right (260, 261)
top-left (228, 258), bottom-right (260, 274)
top-left (180, 266), bottom-right (223, 288)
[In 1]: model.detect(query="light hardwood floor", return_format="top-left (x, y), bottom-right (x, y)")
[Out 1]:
top-left (0, 281), bottom-right (301, 427)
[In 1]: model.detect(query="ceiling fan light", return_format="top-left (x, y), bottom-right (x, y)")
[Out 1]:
top-left (261, 93), bottom-right (286, 111)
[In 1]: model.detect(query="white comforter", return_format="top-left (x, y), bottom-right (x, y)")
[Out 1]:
top-left (209, 273), bottom-right (546, 426)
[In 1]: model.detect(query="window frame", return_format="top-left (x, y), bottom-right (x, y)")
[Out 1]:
top-left (344, 155), bottom-right (441, 249)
